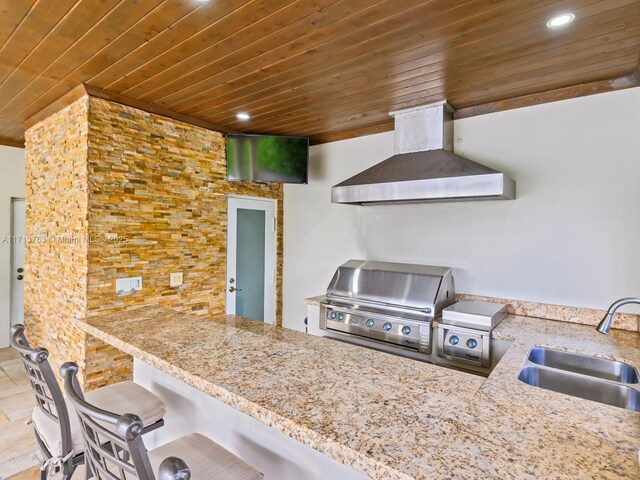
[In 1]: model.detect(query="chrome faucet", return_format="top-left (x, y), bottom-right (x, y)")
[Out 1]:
top-left (596, 297), bottom-right (640, 334)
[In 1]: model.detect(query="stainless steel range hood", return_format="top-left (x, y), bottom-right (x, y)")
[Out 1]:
top-left (331, 102), bottom-right (516, 205)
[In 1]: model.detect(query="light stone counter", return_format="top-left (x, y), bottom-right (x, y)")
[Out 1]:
top-left (75, 307), bottom-right (640, 480)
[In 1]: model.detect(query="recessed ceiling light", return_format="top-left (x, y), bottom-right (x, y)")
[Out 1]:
top-left (236, 112), bottom-right (251, 121)
top-left (546, 12), bottom-right (575, 28)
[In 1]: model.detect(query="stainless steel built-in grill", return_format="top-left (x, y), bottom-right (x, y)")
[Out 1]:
top-left (320, 260), bottom-right (455, 356)
top-left (319, 260), bottom-right (511, 376)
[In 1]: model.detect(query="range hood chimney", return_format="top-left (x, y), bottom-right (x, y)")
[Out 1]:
top-left (331, 102), bottom-right (516, 205)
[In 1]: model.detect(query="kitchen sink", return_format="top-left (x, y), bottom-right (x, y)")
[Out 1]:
top-left (518, 366), bottom-right (640, 412)
top-left (518, 347), bottom-right (640, 412)
top-left (527, 347), bottom-right (639, 384)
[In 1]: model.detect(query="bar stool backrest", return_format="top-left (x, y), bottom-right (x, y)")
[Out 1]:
top-left (9, 324), bottom-right (74, 459)
top-left (60, 362), bottom-right (157, 480)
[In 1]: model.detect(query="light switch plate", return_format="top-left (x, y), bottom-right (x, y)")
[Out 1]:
top-left (170, 272), bottom-right (183, 287)
top-left (116, 276), bottom-right (142, 294)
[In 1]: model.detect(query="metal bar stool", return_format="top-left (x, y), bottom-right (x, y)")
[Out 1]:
top-left (60, 361), bottom-right (264, 480)
top-left (10, 325), bottom-right (166, 480)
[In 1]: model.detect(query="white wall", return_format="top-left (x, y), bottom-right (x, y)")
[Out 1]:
top-left (283, 88), bottom-right (640, 331)
top-left (0, 145), bottom-right (26, 347)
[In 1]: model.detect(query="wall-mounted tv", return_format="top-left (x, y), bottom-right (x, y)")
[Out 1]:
top-left (227, 133), bottom-right (309, 184)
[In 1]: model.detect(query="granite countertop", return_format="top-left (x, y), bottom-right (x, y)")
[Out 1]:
top-left (75, 307), bottom-right (640, 480)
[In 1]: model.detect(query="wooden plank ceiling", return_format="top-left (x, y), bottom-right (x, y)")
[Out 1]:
top-left (0, 0), bottom-right (639, 147)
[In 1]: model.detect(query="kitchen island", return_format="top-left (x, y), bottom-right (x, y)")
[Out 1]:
top-left (74, 307), bottom-right (640, 479)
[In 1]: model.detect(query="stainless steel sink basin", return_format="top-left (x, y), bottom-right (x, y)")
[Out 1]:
top-left (518, 347), bottom-right (640, 412)
top-left (527, 347), bottom-right (639, 384)
top-left (518, 366), bottom-right (640, 412)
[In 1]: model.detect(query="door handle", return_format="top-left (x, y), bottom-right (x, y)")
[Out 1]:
top-left (228, 286), bottom-right (242, 293)
top-left (17, 275), bottom-right (24, 281)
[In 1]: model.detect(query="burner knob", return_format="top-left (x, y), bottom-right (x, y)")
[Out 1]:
top-left (337, 313), bottom-right (345, 321)
top-left (366, 319), bottom-right (375, 327)
top-left (329, 311), bottom-right (337, 320)
top-left (466, 338), bottom-right (478, 349)
top-left (401, 326), bottom-right (411, 335)
top-left (449, 335), bottom-right (460, 345)
top-left (383, 322), bottom-right (392, 331)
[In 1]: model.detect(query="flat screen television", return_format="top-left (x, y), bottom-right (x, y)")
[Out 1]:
top-left (227, 133), bottom-right (309, 184)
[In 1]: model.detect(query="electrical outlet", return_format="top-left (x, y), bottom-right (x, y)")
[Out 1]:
top-left (116, 277), bottom-right (142, 294)
top-left (170, 272), bottom-right (183, 287)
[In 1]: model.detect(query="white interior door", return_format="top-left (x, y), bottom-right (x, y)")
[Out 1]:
top-left (10, 198), bottom-right (25, 327)
top-left (226, 195), bottom-right (276, 324)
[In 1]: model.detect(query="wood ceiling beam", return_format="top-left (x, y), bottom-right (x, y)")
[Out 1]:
top-left (222, 49), bottom-right (636, 134)
top-left (453, 73), bottom-right (640, 120)
top-left (82, 85), bottom-right (240, 134)
top-left (240, 56), bottom-right (636, 136)
top-left (18, 71), bottom-right (640, 148)
top-left (310, 122), bottom-right (394, 146)
top-left (311, 73), bottom-right (640, 144)
top-left (224, 29), bottom-right (640, 128)
top-left (22, 84), bottom-right (89, 131)
top-left (22, 84), bottom-right (240, 135)
top-left (0, 136), bottom-right (25, 148)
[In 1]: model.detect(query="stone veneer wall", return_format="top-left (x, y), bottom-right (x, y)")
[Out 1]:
top-left (25, 95), bottom-right (284, 390)
top-left (24, 97), bottom-right (91, 381)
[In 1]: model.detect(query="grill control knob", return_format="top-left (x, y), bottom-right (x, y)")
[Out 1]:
top-left (329, 311), bottom-right (337, 319)
top-left (383, 322), bottom-right (392, 331)
top-left (466, 338), bottom-right (478, 349)
top-left (366, 319), bottom-right (375, 327)
top-left (337, 313), bottom-right (345, 321)
top-left (401, 326), bottom-right (411, 335)
top-left (449, 335), bottom-right (460, 345)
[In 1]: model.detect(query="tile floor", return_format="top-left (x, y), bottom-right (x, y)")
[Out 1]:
top-left (0, 348), bottom-right (88, 480)
top-left (0, 347), bottom-right (39, 479)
